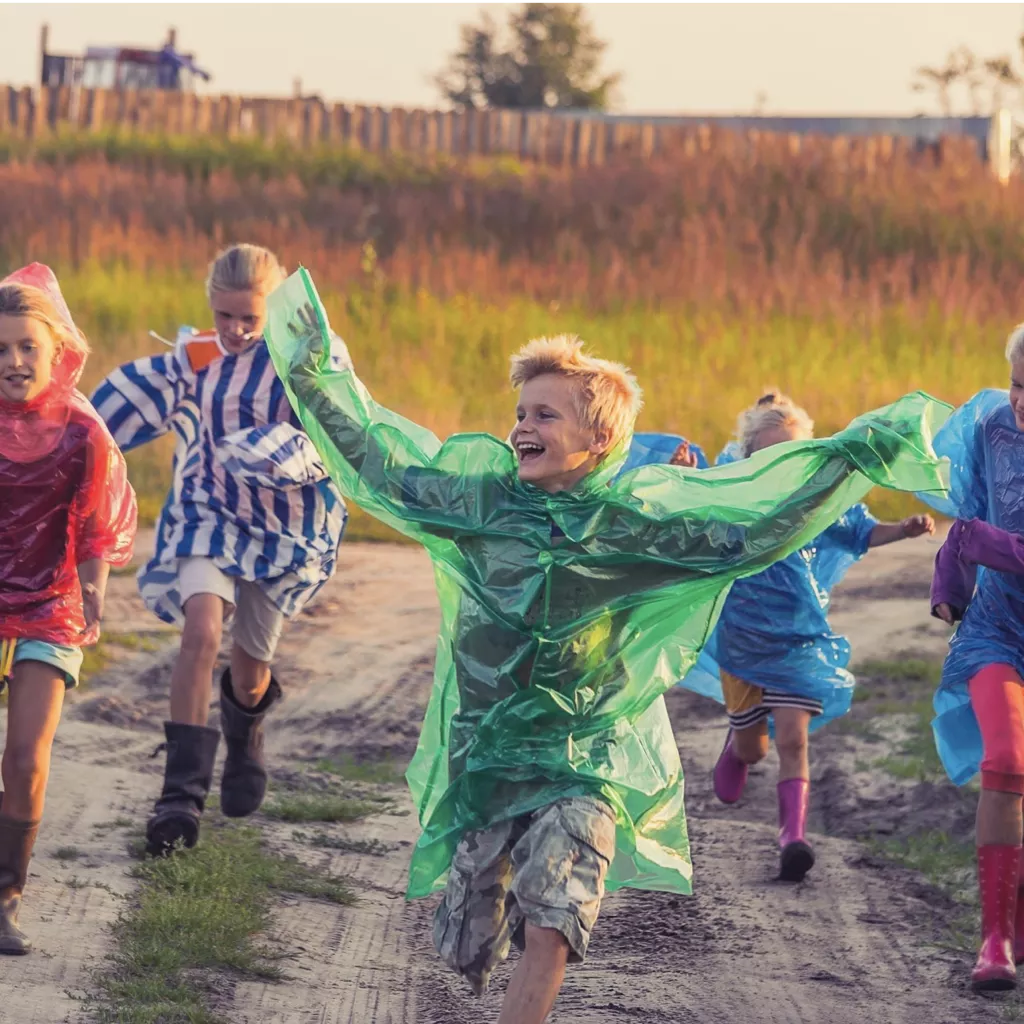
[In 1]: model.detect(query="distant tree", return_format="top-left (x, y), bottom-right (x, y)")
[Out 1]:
top-left (436, 4), bottom-right (621, 111)
top-left (912, 40), bottom-right (1024, 116)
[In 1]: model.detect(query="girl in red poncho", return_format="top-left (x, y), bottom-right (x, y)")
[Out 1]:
top-left (0, 265), bottom-right (137, 955)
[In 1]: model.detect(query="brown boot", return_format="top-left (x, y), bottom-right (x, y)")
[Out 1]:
top-left (0, 814), bottom-right (40, 955)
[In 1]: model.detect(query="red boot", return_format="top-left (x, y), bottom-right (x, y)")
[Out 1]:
top-left (1015, 849), bottom-right (1024, 966)
top-left (777, 779), bottom-right (815, 882)
top-left (972, 844), bottom-right (1021, 991)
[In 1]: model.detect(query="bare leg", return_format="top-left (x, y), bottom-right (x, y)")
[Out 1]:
top-left (773, 707), bottom-right (811, 782)
top-left (169, 594), bottom-right (225, 725)
top-left (977, 790), bottom-right (1024, 847)
top-left (497, 924), bottom-right (570, 1024)
top-left (228, 643), bottom-right (272, 709)
top-left (732, 719), bottom-right (769, 765)
top-left (2, 663), bottom-right (65, 821)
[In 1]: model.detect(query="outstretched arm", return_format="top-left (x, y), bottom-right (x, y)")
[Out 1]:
top-left (264, 269), bottom-right (501, 538)
top-left (868, 514), bottom-right (936, 548)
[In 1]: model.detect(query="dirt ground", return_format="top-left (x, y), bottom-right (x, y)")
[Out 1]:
top-left (0, 526), bottom-right (1008, 1024)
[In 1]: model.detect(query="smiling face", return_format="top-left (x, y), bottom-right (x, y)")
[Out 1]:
top-left (0, 314), bottom-right (58, 403)
top-left (509, 373), bottom-right (612, 493)
top-left (210, 289), bottom-right (268, 355)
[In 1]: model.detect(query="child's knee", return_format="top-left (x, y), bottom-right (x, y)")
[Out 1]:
top-left (733, 727), bottom-right (769, 764)
top-left (2, 743), bottom-right (50, 788)
top-left (523, 922), bottom-right (571, 960)
top-left (180, 616), bottom-right (222, 661)
top-left (774, 723), bottom-right (808, 759)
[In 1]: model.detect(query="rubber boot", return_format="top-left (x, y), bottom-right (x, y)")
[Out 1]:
top-left (0, 814), bottom-right (40, 955)
top-left (145, 722), bottom-right (220, 857)
top-left (972, 844), bottom-right (1020, 991)
top-left (713, 730), bottom-right (749, 805)
top-left (1014, 848), bottom-right (1024, 965)
top-left (219, 669), bottom-right (281, 818)
top-left (777, 779), bottom-right (815, 882)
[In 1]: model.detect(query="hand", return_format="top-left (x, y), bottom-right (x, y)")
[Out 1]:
top-left (670, 442), bottom-right (699, 469)
top-left (81, 583), bottom-right (104, 634)
top-left (934, 602), bottom-right (955, 625)
top-left (901, 514), bottom-right (935, 539)
top-left (287, 303), bottom-right (325, 356)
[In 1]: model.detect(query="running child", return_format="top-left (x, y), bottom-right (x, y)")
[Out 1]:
top-left (262, 268), bottom-right (950, 1024)
top-left (0, 264), bottom-right (137, 953)
top-left (675, 391), bottom-right (934, 881)
top-left (924, 323), bottom-right (1024, 991)
top-left (90, 245), bottom-right (351, 856)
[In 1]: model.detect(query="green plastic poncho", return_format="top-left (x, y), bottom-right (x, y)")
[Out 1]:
top-left (264, 268), bottom-right (951, 900)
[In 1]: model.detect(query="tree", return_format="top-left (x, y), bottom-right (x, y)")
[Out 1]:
top-left (436, 4), bottom-right (621, 111)
top-left (912, 40), bottom-right (1024, 117)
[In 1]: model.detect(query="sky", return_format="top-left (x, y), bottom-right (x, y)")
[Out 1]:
top-left (1, 3), bottom-right (1023, 116)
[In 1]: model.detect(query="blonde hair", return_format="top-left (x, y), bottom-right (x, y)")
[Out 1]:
top-left (0, 282), bottom-right (83, 358)
top-left (737, 389), bottom-right (814, 457)
top-left (205, 244), bottom-right (285, 299)
top-left (1006, 323), bottom-right (1024, 363)
top-left (509, 334), bottom-right (643, 449)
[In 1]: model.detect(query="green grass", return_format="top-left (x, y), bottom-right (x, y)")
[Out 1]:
top-left (89, 820), bottom-right (355, 1024)
top-left (262, 792), bottom-right (382, 824)
top-left (313, 755), bottom-right (405, 787)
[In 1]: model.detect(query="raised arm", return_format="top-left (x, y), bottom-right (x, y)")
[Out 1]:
top-left (613, 391), bottom-right (951, 579)
top-left (264, 268), bottom-right (502, 539)
top-left (90, 345), bottom-right (195, 453)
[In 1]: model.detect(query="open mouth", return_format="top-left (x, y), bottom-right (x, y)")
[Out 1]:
top-left (516, 441), bottom-right (545, 464)
top-left (3, 374), bottom-right (30, 388)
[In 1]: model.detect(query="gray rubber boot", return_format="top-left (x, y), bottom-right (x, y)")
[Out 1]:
top-left (145, 722), bottom-right (220, 857)
top-left (0, 814), bottom-right (39, 954)
top-left (219, 669), bottom-right (281, 818)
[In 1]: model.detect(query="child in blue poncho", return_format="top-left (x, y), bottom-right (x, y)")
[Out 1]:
top-left (681, 391), bottom-right (933, 882)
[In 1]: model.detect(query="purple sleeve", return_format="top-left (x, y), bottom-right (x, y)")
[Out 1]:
top-left (931, 519), bottom-right (1024, 620)
top-left (930, 521), bottom-right (976, 621)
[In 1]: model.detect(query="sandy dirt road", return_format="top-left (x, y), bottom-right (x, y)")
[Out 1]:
top-left (0, 528), bottom-right (1005, 1024)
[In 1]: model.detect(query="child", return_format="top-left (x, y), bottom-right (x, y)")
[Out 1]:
top-left (262, 268), bottom-right (950, 1023)
top-left (90, 245), bottom-right (351, 857)
top-left (924, 323), bottom-right (1024, 991)
top-left (0, 264), bottom-right (137, 953)
top-left (675, 392), bottom-right (934, 882)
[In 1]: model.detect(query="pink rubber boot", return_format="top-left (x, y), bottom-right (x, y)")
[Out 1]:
top-left (973, 844), bottom-right (1020, 991)
top-left (713, 730), bottom-right (748, 805)
top-left (1014, 848), bottom-right (1024, 966)
top-left (777, 779), bottom-right (815, 882)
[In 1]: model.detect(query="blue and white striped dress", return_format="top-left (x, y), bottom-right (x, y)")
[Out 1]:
top-left (90, 331), bottom-right (350, 625)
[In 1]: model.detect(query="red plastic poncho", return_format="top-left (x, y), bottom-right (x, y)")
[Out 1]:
top-left (0, 264), bottom-right (137, 646)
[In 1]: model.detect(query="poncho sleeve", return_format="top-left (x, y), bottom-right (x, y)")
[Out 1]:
top-left (73, 401), bottom-right (138, 568)
top-left (264, 270), bottom-right (499, 540)
top-left (613, 392), bottom-right (950, 579)
top-left (90, 343), bottom-right (196, 452)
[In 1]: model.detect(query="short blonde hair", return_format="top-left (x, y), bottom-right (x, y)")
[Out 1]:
top-left (737, 389), bottom-right (814, 457)
top-left (1006, 323), bottom-right (1024, 363)
top-left (205, 244), bottom-right (285, 299)
top-left (0, 282), bottom-right (85, 358)
top-left (509, 334), bottom-right (643, 448)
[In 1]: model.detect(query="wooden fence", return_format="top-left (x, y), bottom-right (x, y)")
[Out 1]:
top-left (0, 84), bottom-right (1009, 175)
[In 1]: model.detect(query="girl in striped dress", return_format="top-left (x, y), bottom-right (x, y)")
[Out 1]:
top-left (91, 245), bottom-right (351, 856)
top-left (690, 392), bottom-right (934, 881)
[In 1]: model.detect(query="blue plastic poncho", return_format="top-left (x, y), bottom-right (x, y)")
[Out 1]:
top-left (640, 436), bottom-right (878, 728)
top-left (264, 268), bottom-right (951, 899)
top-left (618, 433), bottom-right (709, 475)
top-left (917, 389), bottom-right (1024, 785)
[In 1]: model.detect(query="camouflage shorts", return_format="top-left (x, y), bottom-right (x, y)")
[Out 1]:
top-left (432, 795), bottom-right (616, 995)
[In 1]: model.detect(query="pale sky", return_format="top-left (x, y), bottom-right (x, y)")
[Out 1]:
top-left (2, 3), bottom-right (1023, 115)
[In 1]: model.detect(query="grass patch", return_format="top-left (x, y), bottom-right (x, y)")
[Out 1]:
top-left (262, 792), bottom-right (380, 824)
top-left (54, 846), bottom-right (82, 862)
top-left (313, 755), bottom-right (405, 787)
top-left (89, 820), bottom-right (354, 1024)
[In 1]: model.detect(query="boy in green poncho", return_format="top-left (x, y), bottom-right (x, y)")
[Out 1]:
top-left (264, 269), bottom-right (949, 1023)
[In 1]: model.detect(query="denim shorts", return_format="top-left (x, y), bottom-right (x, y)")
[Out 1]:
top-left (0, 638), bottom-right (83, 690)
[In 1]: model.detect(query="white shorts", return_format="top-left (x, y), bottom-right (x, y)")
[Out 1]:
top-left (178, 558), bottom-right (285, 663)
